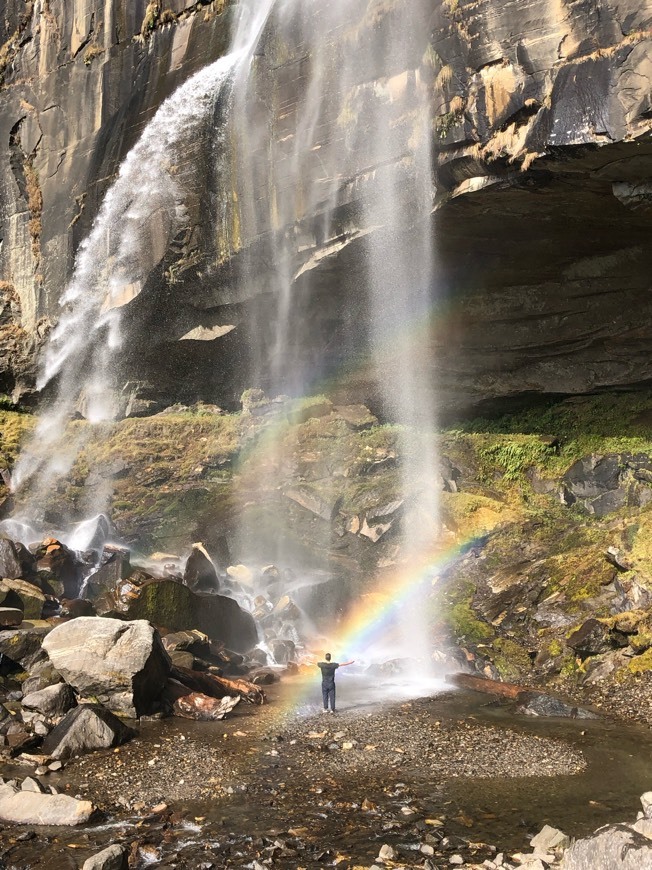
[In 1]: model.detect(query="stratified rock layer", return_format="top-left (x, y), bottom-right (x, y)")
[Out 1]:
top-left (0, 1), bottom-right (649, 413)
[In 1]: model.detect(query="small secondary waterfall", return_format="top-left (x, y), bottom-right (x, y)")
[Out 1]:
top-left (11, 1), bottom-right (276, 513)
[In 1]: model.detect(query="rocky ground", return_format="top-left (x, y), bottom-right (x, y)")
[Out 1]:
top-left (4, 391), bottom-right (652, 866)
top-left (0, 683), bottom-right (601, 869)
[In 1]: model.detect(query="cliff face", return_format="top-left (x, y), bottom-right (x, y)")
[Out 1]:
top-left (0, 0), bottom-right (651, 414)
top-left (0, 0), bottom-right (233, 403)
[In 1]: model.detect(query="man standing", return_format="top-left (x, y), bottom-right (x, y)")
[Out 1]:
top-left (317, 652), bottom-right (354, 713)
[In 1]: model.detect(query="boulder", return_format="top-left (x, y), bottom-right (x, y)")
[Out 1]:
top-left (641, 792), bottom-right (652, 820)
top-left (0, 578), bottom-right (47, 620)
top-left (567, 618), bottom-right (611, 658)
top-left (531, 825), bottom-right (570, 854)
top-left (115, 579), bottom-right (257, 653)
top-left (0, 537), bottom-right (25, 579)
top-left (42, 704), bottom-right (136, 759)
top-left (34, 538), bottom-right (83, 599)
top-left (0, 780), bottom-right (94, 825)
top-left (333, 404), bottom-right (377, 430)
top-left (60, 598), bottom-right (97, 618)
top-left (562, 454), bottom-right (652, 518)
top-left (161, 629), bottom-right (211, 656)
top-left (85, 545), bottom-right (131, 601)
top-left (21, 776), bottom-right (47, 793)
top-left (183, 543), bottom-right (219, 593)
top-left (22, 683), bottom-right (77, 718)
top-left (82, 844), bottom-right (129, 870)
top-left (561, 824), bottom-right (652, 869)
top-left (0, 624), bottom-right (50, 669)
top-left (21, 659), bottom-right (63, 694)
top-left (42, 618), bottom-right (171, 717)
top-left (516, 693), bottom-right (598, 719)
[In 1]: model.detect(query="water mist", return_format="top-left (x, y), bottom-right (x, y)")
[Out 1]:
top-left (231, 0), bottom-right (440, 670)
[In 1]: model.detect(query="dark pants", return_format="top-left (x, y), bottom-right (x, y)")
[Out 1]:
top-left (322, 685), bottom-right (336, 711)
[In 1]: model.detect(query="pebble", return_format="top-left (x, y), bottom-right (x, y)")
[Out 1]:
top-left (378, 844), bottom-right (396, 860)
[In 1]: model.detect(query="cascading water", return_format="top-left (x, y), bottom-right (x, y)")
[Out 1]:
top-left (9, 0), bottom-right (441, 674)
top-left (10, 0), bottom-right (276, 525)
top-left (231, 0), bottom-right (440, 668)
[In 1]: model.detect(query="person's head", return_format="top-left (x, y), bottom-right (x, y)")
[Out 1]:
top-left (325, 652), bottom-right (331, 661)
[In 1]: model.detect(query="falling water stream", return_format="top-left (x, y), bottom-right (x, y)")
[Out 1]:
top-left (9, 0), bottom-right (440, 668)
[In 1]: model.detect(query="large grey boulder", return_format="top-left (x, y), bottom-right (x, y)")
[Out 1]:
top-left (561, 824), bottom-right (652, 869)
top-left (0, 781), bottom-right (94, 825)
top-left (42, 617), bottom-right (171, 717)
top-left (22, 683), bottom-right (77, 718)
top-left (42, 704), bottom-right (136, 760)
top-left (82, 844), bottom-right (129, 870)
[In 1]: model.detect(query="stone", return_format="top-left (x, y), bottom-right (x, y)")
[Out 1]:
top-left (0, 781), bottom-right (94, 825)
top-left (0, 606), bottom-right (23, 626)
top-left (60, 598), bottom-right (97, 618)
top-left (641, 793), bottom-right (652, 820)
top-left (42, 704), bottom-right (136, 760)
top-left (333, 404), bottom-right (377, 430)
top-left (86, 548), bottom-right (130, 601)
top-left (21, 776), bottom-right (47, 793)
top-left (173, 692), bottom-right (240, 721)
top-left (82, 844), bottom-right (129, 870)
top-left (562, 455), bottom-right (652, 518)
top-left (530, 824), bottom-right (570, 854)
top-left (561, 824), bottom-right (652, 869)
top-left (0, 537), bottom-right (26, 579)
top-left (378, 844), bottom-right (396, 861)
top-left (21, 660), bottom-right (63, 695)
top-left (0, 578), bottom-right (46, 620)
top-left (183, 543), bottom-right (219, 592)
top-left (34, 538), bottom-right (83, 600)
top-left (0, 624), bottom-right (50, 669)
top-left (42, 617), bottom-right (171, 718)
top-left (114, 579), bottom-right (257, 653)
top-left (516, 694), bottom-right (598, 720)
top-left (22, 683), bottom-right (77, 718)
top-left (567, 619), bottom-right (611, 658)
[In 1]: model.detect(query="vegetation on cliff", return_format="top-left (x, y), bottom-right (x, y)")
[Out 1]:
top-left (5, 390), bottom-right (652, 720)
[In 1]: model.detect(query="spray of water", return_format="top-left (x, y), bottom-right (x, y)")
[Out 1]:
top-left (9, 0), bottom-right (440, 679)
top-left (232, 0), bottom-right (439, 669)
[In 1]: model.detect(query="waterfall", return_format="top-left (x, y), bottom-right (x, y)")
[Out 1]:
top-left (11, 1), bottom-right (276, 515)
top-left (231, 0), bottom-right (439, 666)
top-left (9, 0), bottom-right (440, 668)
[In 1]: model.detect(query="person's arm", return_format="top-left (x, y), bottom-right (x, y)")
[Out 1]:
top-left (339, 660), bottom-right (355, 667)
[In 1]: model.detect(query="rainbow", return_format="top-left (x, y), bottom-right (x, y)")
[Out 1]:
top-left (279, 535), bottom-right (484, 711)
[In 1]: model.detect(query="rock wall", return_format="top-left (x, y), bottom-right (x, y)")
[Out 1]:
top-left (0, 0), bottom-right (233, 402)
top-left (0, 0), bottom-right (651, 414)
